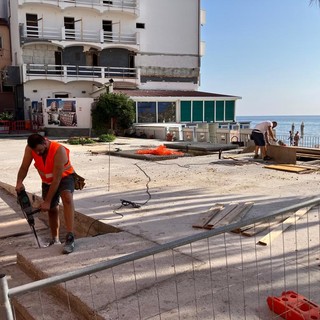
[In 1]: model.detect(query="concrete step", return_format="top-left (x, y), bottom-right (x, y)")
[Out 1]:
top-left (0, 188), bottom-right (81, 320)
top-left (16, 232), bottom-right (203, 319)
top-left (7, 265), bottom-right (81, 320)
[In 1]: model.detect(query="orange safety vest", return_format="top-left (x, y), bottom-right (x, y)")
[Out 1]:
top-left (32, 140), bottom-right (74, 184)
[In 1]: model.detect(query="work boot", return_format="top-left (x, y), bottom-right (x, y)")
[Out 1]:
top-left (62, 232), bottom-right (75, 254)
top-left (253, 154), bottom-right (259, 159)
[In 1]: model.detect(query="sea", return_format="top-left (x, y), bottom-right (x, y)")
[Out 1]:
top-left (236, 115), bottom-right (320, 138)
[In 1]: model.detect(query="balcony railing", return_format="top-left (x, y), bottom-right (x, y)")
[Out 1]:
top-left (18, 0), bottom-right (139, 13)
top-left (24, 64), bottom-right (137, 82)
top-left (23, 25), bottom-right (138, 45)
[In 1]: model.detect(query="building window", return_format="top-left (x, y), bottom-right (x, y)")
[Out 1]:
top-left (216, 101), bottom-right (224, 121)
top-left (180, 101), bottom-right (192, 122)
top-left (225, 101), bottom-right (235, 121)
top-left (136, 23), bottom-right (145, 29)
top-left (26, 13), bottom-right (38, 38)
top-left (158, 102), bottom-right (176, 123)
top-left (204, 101), bottom-right (215, 122)
top-left (103, 0), bottom-right (113, 4)
top-left (102, 20), bottom-right (112, 42)
top-left (64, 17), bottom-right (75, 40)
top-left (193, 101), bottom-right (203, 122)
top-left (137, 102), bottom-right (156, 123)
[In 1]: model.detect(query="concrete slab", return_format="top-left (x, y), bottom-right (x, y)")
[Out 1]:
top-left (16, 232), bottom-right (202, 319)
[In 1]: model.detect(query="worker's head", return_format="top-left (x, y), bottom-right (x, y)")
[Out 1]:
top-left (272, 121), bottom-right (278, 128)
top-left (27, 134), bottom-right (47, 155)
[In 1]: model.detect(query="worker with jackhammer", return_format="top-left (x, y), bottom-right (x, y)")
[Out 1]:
top-left (15, 133), bottom-right (76, 254)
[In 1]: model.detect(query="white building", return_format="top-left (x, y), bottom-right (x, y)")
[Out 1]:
top-left (6, 0), bottom-right (240, 136)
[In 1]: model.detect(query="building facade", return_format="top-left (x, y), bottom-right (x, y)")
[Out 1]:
top-left (6, 0), bottom-right (240, 135)
top-left (0, 12), bottom-right (15, 115)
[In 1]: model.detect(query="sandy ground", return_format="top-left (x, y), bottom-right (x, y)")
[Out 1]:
top-left (1, 135), bottom-right (320, 257)
top-left (1, 136), bottom-right (320, 210)
top-left (1, 136), bottom-right (320, 319)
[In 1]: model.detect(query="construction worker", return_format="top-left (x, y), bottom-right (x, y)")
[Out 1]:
top-left (251, 121), bottom-right (278, 161)
top-left (15, 133), bottom-right (75, 254)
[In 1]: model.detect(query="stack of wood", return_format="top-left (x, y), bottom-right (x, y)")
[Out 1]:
top-left (193, 202), bottom-right (313, 246)
top-left (296, 146), bottom-right (320, 160)
top-left (192, 202), bottom-right (254, 230)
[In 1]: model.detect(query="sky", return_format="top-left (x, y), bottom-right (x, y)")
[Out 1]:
top-left (198, 0), bottom-right (320, 116)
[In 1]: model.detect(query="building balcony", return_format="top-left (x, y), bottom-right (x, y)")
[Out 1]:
top-left (23, 63), bottom-right (138, 85)
top-left (18, 0), bottom-right (139, 15)
top-left (21, 25), bottom-right (139, 48)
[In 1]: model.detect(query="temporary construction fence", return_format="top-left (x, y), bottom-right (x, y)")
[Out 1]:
top-left (1, 197), bottom-right (320, 320)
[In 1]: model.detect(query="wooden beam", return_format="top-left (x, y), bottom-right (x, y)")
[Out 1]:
top-left (192, 205), bottom-right (224, 229)
top-left (257, 206), bottom-right (313, 246)
top-left (212, 202), bottom-right (254, 229)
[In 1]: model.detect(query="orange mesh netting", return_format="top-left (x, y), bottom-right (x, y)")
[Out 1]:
top-left (136, 145), bottom-right (184, 156)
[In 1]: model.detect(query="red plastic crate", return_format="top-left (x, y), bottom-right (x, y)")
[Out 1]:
top-left (267, 291), bottom-right (320, 320)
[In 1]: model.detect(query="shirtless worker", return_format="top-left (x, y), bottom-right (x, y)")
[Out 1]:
top-left (251, 121), bottom-right (278, 161)
top-left (16, 133), bottom-right (75, 254)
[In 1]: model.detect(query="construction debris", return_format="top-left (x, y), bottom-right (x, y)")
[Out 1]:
top-left (257, 206), bottom-right (312, 246)
top-left (192, 202), bottom-right (254, 230)
top-left (264, 164), bottom-right (320, 174)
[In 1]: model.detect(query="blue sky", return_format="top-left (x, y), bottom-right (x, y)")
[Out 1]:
top-left (199, 0), bottom-right (320, 116)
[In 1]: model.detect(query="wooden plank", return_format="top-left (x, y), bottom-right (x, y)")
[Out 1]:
top-left (192, 205), bottom-right (224, 229)
top-left (284, 164), bottom-right (320, 170)
top-left (240, 219), bottom-right (282, 237)
top-left (264, 164), bottom-right (310, 173)
top-left (296, 153), bottom-right (320, 159)
top-left (257, 206), bottom-right (312, 246)
top-left (213, 202), bottom-right (254, 229)
top-left (295, 147), bottom-right (320, 155)
top-left (204, 203), bottom-right (239, 229)
top-left (233, 212), bottom-right (292, 236)
top-left (267, 145), bottom-right (296, 164)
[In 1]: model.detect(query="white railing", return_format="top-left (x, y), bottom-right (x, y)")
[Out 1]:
top-left (23, 25), bottom-right (137, 45)
top-left (19, 0), bottom-right (139, 12)
top-left (25, 63), bottom-right (137, 80)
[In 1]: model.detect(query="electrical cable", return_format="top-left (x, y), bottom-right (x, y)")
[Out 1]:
top-left (86, 162), bottom-right (152, 237)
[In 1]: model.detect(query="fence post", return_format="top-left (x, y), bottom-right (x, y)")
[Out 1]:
top-left (0, 274), bottom-right (14, 320)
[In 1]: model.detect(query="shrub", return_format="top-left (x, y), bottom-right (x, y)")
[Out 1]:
top-left (67, 137), bottom-right (95, 145)
top-left (0, 112), bottom-right (14, 121)
top-left (99, 133), bottom-right (116, 142)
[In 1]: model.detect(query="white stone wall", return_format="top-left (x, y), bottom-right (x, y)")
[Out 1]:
top-left (139, 0), bottom-right (199, 55)
top-left (24, 80), bottom-right (96, 102)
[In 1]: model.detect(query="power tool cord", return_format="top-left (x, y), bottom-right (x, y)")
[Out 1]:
top-left (86, 163), bottom-right (152, 236)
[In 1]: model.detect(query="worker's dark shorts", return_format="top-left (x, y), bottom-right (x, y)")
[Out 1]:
top-left (42, 174), bottom-right (75, 208)
top-left (251, 130), bottom-right (266, 147)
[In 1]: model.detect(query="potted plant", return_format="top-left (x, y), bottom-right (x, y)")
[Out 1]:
top-left (0, 112), bottom-right (13, 133)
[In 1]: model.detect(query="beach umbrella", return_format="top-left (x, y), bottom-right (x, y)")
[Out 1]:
top-left (300, 122), bottom-right (304, 139)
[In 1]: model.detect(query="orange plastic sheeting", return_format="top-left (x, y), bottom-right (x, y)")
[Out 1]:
top-left (136, 145), bottom-right (184, 156)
